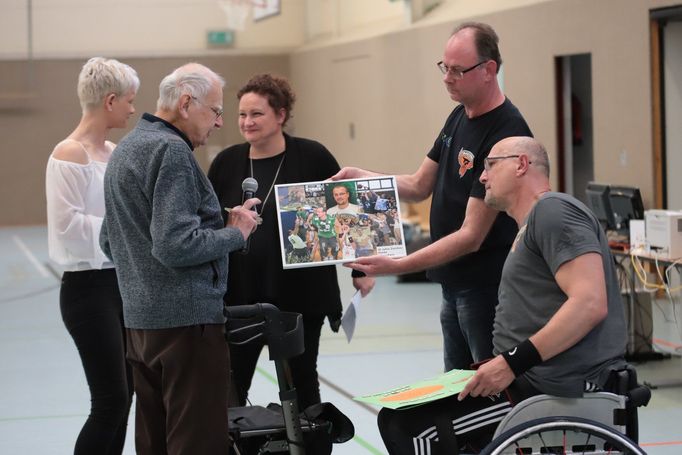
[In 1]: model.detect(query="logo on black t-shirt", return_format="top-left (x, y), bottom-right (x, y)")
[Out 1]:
top-left (457, 148), bottom-right (475, 177)
top-left (441, 132), bottom-right (452, 148)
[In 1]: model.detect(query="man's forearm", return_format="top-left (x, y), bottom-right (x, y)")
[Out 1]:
top-left (396, 174), bottom-right (432, 202)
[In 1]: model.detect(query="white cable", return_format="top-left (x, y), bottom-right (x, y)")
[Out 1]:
top-left (664, 260), bottom-right (682, 350)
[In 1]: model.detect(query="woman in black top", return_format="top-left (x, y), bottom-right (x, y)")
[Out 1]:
top-left (207, 74), bottom-right (374, 409)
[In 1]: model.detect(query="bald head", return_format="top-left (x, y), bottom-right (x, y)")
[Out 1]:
top-left (481, 137), bottom-right (552, 223)
top-left (493, 136), bottom-right (550, 178)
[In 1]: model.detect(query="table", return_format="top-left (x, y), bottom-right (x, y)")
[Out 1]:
top-left (611, 249), bottom-right (682, 388)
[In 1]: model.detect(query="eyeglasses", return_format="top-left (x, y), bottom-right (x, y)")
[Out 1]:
top-left (483, 155), bottom-right (533, 171)
top-left (191, 96), bottom-right (224, 119)
top-left (436, 60), bottom-right (487, 79)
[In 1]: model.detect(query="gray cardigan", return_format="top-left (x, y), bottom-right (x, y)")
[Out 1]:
top-left (100, 114), bottom-right (244, 329)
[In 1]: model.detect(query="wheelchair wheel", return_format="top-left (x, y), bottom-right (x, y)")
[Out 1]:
top-left (481, 416), bottom-right (645, 455)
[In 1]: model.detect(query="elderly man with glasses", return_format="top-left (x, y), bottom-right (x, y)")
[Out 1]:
top-left (100, 63), bottom-right (260, 454)
top-left (333, 22), bottom-right (532, 375)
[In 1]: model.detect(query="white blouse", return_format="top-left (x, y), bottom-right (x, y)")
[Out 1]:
top-left (45, 140), bottom-right (113, 271)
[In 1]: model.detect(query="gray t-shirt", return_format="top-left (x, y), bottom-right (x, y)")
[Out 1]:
top-left (492, 192), bottom-right (627, 397)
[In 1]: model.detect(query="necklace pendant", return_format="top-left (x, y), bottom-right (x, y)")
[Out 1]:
top-left (249, 153), bottom-right (286, 217)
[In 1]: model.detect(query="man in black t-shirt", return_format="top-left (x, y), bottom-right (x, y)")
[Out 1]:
top-left (332, 22), bottom-right (532, 372)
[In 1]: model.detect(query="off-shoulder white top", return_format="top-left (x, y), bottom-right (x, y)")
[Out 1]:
top-left (45, 139), bottom-right (114, 271)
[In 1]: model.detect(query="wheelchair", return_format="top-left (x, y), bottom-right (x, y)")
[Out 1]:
top-left (479, 365), bottom-right (651, 454)
top-left (224, 303), bottom-right (354, 455)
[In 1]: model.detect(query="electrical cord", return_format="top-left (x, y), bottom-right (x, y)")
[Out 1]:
top-left (663, 259), bottom-right (682, 348)
top-left (614, 256), bottom-right (655, 353)
top-left (627, 250), bottom-right (682, 352)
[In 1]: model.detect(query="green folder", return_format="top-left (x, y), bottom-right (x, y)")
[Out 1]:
top-left (354, 369), bottom-right (476, 410)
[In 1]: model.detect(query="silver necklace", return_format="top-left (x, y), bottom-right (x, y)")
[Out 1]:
top-left (250, 153), bottom-right (285, 216)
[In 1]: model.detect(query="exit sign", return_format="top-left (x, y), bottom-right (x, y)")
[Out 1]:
top-left (207, 30), bottom-right (235, 47)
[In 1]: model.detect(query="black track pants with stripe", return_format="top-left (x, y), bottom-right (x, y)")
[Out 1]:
top-left (378, 393), bottom-right (513, 454)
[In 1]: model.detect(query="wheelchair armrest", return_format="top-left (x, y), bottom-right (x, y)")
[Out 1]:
top-left (606, 365), bottom-right (650, 409)
top-left (493, 393), bottom-right (626, 439)
top-left (627, 385), bottom-right (651, 408)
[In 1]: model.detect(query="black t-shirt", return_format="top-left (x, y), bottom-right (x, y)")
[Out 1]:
top-left (207, 134), bottom-right (343, 317)
top-left (426, 98), bottom-right (532, 287)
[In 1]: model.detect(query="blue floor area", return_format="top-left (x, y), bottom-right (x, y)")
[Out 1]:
top-left (1, 225), bottom-right (681, 454)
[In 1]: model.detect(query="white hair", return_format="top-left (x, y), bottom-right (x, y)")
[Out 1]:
top-left (156, 63), bottom-right (226, 111)
top-left (77, 57), bottom-right (140, 112)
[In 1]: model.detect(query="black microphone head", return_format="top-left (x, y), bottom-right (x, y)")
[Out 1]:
top-left (242, 177), bottom-right (258, 193)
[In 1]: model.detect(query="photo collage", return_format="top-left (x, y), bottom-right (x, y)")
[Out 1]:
top-left (275, 177), bottom-right (407, 268)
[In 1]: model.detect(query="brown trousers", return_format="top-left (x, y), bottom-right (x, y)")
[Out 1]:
top-left (126, 324), bottom-right (230, 454)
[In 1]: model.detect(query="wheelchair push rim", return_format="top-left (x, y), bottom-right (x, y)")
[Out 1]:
top-left (481, 416), bottom-right (646, 455)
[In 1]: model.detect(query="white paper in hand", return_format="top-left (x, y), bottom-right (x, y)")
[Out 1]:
top-left (341, 290), bottom-right (361, 342)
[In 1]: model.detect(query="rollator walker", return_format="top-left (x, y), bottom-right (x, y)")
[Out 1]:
top-left (225, 303), bottom-right (354, 455)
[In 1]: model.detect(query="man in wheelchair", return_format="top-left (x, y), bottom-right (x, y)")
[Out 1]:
top-left (378, 137), bottom-right (638, 454)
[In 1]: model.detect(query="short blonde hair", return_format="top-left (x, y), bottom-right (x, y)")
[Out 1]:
top-left (77, 57), bottom-right (139, 112)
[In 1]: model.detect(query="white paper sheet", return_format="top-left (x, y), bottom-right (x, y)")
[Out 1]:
top-left (341, 290), bottom-right (361, 342)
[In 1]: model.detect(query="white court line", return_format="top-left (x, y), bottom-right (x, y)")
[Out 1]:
top-left (12, 235), bottom-right (50, 278)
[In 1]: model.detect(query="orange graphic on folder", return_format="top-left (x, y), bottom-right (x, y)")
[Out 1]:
top-left (380, 385), bottom-right (444, 402)
top-left (451, 375), bottom-right (473, 385)
top-left (354, 369), bottom-right (476, 410)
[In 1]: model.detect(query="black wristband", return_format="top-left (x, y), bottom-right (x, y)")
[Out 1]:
top-left (502, 339), bottom-right (542, 377)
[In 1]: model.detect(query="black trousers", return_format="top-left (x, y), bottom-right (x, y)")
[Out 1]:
top-left (378, 376), bottom-right (540, 454)
top-left (229, 312), bottom-right (325, 410)
top-left (60, 268), bottom-right (133, 455)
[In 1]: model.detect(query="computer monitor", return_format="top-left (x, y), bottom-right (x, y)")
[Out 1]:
top-left (609, 185), bottom-right (644, 233)
top-left (585, 182), bottom-right (616, 231)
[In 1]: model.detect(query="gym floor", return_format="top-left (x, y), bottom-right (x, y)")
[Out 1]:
top-left (2, 225), bottom-right (681, 454)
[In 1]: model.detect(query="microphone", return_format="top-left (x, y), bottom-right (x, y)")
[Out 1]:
top-left (242, 177), bottom-right (258, 202)
top-left (240, 177), bottom-right (258, 254)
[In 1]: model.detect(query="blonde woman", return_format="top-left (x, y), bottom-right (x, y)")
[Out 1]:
top-left (46, 57), bottom-right (138, 454)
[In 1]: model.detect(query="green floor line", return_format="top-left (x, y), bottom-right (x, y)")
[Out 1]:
top-left (353, 434), bottom-right (387, 454)
top-left (255, 365), bottom-right (278, 386)
top-left (0, 413), bottom-right (85, 422)
top-left (256, 366), bottom-right (386, 454)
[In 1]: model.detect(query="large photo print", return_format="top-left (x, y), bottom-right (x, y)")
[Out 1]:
top-left (275, 177), bottom-right (407, 268)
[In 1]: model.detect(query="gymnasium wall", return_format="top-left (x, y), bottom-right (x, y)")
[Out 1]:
top-left (1, 0), bottom-right (680, 224)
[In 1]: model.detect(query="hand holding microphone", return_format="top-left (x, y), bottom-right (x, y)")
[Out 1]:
top-left (240, 178), bottom-right (259, 254)
top-left (242, 177), bottom-right (258, 204)
top-left (225, 178), bottom-right (261, 252)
